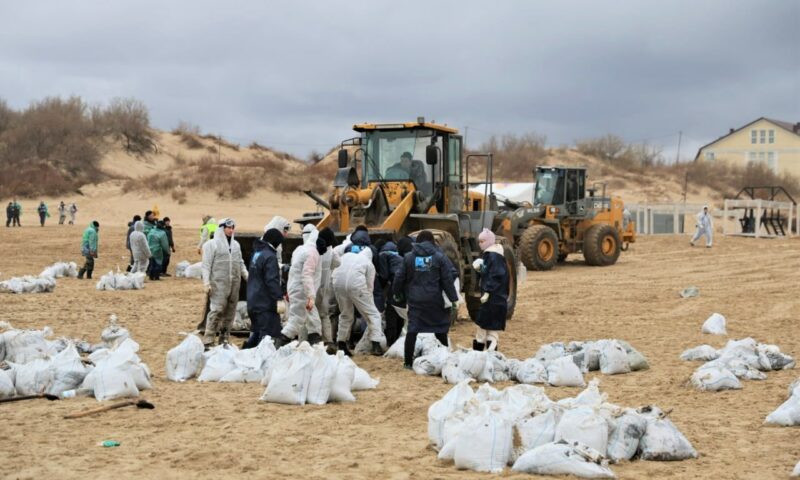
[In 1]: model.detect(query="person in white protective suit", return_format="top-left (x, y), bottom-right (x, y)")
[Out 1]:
top-left (128, 220), bottom-right (151, 274)
top-left (316, 228), bottom-right (341, 345)
top-left (274, 224), bottom-right (327, 347)
top-left (332, 247), bottom-right (386, 356)
top-left (690, 205), bottom-right (714, 248)
top-left (201, 218), bottom-right (248, 347)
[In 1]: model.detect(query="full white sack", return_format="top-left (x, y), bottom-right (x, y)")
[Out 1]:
top-left (48, 344), bottom-right (88, 395)
top-left (442, 353), bottom-right (470, 384)
top-left (793, 459), bottom-right (800, 477)
top-left (513, 409), bottom-right (559, 461)
top-left (428, 379), bottom-right (474, 450)
top-left (260, 344), bottom-right (314, 405)
top-left (680, 345), bottom-right (719, 362)
top-left (764, 393), bottom-right (800, 426)
top-left (329, 351), bottom-right (356, 403)
top-left (600, 341), bottom-right (631, 375)
top-left (166, 335), bottom-right (205, 382)
top-left (413, 346), bottom-right (449, 376)
top-left (701, 313), bottom-right (727, 335)
top-left (83, 360), bottom-right (139, 401)
top-left (305, 346), bottom-right (338, 405)
top-left (351, 364), bottom-right (379, 390)
top-left (691, 366), bottom-right (741, 391)
top-left (516, 358), bottom-right (548, 385)
top-left (10, 359), bottom-right (54, 395)
top-left (606, 410), bottom-right (648, 463)
top-left (175, 260), bottom-right (191, 277)
top-left (453, 408), bottom-right (513, 473)
top-left (554, 406), bottom-right (609, 456)
top-left (197, 345), bottom-right (238, 382)
top-left (547, 356), bottom-right (585, 387)
top-left (384, 335), bottom-right (406, 359)
top-left (39, 261), bottom-right (78, 279)
top-left (183, 262), bottom-right (203, 279)
top-left (512, 441), bottom-right (616, 479)
top-left (638, 410), bottom-right (698, 461)
top-left (0, 368), bottom-right (15, 398)
top-left (1, 327), bottom-right (54, 364)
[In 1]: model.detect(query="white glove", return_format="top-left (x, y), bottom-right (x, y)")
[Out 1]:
top-left (480, 292), bottom-right (490, 304)
top-left (472, 258), bottom-right (484, 272)
top-left (242, 270), bottom-right (249, 282)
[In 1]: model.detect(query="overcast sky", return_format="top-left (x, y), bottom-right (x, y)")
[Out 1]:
top-left (1, 0), bottom-right (798, 161)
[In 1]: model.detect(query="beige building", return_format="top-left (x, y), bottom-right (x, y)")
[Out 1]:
top-left (695, 117), bottom-right (800, 178)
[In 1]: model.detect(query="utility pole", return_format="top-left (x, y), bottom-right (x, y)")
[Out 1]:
top-left (218, 133), bottom-right (221, 163)
top-left (675, 130), bottom-right (682, 164)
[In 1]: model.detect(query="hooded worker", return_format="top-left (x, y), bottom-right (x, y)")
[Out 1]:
top-left (197, 215), bottom-right (217, 254)
top-left (316, 228), bottom-right (341, 344)
top-left (147, 220), bottom-right (170, 280)
top-left (263, 215), bottom-right (292, 260)
top-left (129, 220), bottom-right (151, 274)
top-left (275, 224), bottom-right (325, 347)
top-left (690, 205), bottom-right (714, 248)
top-left (379, 239), bottom-right (408, 347)
top-left (471, 228), bottom-right (509, 351)
top-left (333, 248), bottom-right (385, 356)
top-left (243, 228), bottom-right (284, 349)
top-left (393, 230), bottom-right (459, 369)
top-left (346, 227), bottom-right (383, 311)
top-left (58, 201), bottom-right (67, 225)
top-left (78, 221), bottom-right (99, 279)
top-left (37, 201), bottom-right (49, 227)
top-left (201, 217), bottom-right (248, 347)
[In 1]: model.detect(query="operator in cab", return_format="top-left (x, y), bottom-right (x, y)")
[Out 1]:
top-left (385, 151), bottom-right (428, 191)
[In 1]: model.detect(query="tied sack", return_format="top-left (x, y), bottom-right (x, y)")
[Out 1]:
top-left (701, 313), bottom-right (727, 335)
top-left (166, 335), bottom-right (205, 382)
top-left (512, 441), bottom-right (616, 479)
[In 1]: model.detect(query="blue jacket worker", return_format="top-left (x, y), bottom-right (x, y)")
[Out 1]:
top-left (471, 228), bottom-right (509, 351)
top-left (243, 228), bottom-right (284, 349)
top-left (393, 230), bottom-right (459, 369)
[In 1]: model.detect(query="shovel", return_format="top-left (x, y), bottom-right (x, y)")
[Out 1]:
top-left (64, 399), bottom-right (155, 419)
top-left (0, 393), bottom-right (60, 404)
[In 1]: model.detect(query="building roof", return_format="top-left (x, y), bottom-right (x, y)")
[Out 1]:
top-left (694, 117), bottom-right (800, 160)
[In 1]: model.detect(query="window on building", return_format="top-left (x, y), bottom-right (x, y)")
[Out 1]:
top-left (768, 130), bottom-right (775, 144)
top-left (760, 130), bottom-right (766, 144)
top-left (758, 152), bottom-right (766, 162)
top-left (751, 130), bottom-right (757, 144)
top-left (767, 152), bottom-right (777, 172)
top-left (704, 151), bottom-right (715, 161)
top-left (747, 152), bottom-right (757, 164)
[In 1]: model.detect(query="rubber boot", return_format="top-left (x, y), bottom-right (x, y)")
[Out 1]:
top-left (77, 268), bottom-right (85, 279)
top-left (273, 333), bottom-right (293, 349)
top-left (337, 341), bottom-right (352, 357)
top-left (86, 270), bottom-right (93, 280)
top-left (307, 333), bottom-right (323, 346)
top-left (371, 341), bottom-right (383, 356)
top-left (473, 340), bottom-right (485, 351)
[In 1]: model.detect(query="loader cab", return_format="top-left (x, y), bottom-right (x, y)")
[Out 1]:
top-left (533, 166), bottom-right (587, 216)
top-left (354, 119), bottom-right (464, 213)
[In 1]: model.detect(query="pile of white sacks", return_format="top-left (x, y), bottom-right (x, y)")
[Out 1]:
top-left (175, 261), bottom-right (203, 279)
top-left (765, 378), bottom-right (800, 427)
top-left (96, 270), bottom-right (146, 291)
top-left (681, 338), bottom-right (795, 391)
top-left (166, 337), bottom-right (379, 405)
top-left (0, 261), bottom-right (78, 294)
top-left (0, 317), bottom-right (151, 401)
top-left (388, 335), bottom-right (647, 387)
top-left (429, 379), bottom-right (697, 476)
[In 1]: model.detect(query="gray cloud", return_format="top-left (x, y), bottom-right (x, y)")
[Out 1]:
top-left (1, 0), bottom-right (797, 160)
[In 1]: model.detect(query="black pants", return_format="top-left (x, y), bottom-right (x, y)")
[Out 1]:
top-left (384, 303), bottom-right (404, 348)
top-left (12, 214), bottom-right (20, 227)
top-left (127, 251), bottom-right (134, 272)
top-left (243, 309), bottom-right (282, 349)
top-left (404, 331), bottom-right (449, 367)
top-left (39, 213), bottom-right (46, 226)
top-left (147, 259), bottom-right (162, 280)
top-left (162, 253), bottom-right (171, 274)
top-left (5, 216), bottom-right (9, 227)
top-left (80, 255), bottom-right (94, 278)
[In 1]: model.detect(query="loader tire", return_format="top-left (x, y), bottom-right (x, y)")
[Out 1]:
top-left (583, 224), bottom-right (621, 266)
top-left (519, 225), bottom-right (559, 271)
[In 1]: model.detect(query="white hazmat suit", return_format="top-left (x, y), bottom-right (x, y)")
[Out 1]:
top-left (128, 221), bottom-right (151, 274)
top-left (202, 220), bottom-right (248, 345)
top-left (281, 224), bottom-right (322, 340)
top-left (691, 206), bottom-right (714, 247)
top-left (317, 245), bottom-right (341, 343)
top-left (332, 248), bottom-right (386, 344)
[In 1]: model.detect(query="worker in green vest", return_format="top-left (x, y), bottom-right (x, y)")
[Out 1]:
top-left (197, 215), bottom-right (218, 254)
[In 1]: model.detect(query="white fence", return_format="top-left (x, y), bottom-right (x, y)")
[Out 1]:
top-left (627, 203), bottom-right (706, 235)
top-left (722, 199), bottom-right (797, 238)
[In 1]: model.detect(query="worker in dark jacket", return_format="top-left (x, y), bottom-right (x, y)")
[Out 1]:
top-left (379, 239), bottom-right (410, 347)
top-left (126, 215), bottom-right (142, 272)
top-left (161, 217), bottom-right (176, 276)
top-left (243, 228), bottom-right (284, 349)
top-left (5, 202), bottom-right (12, 227)
top-left (472, 229), bottom-right (509, 351)
top-left (393, 230), bottom-right (459, 369)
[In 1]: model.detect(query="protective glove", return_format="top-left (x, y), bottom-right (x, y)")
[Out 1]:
top-left (472, 258), bottom-right (484, 272)
top-left (242, 270), bottom-right (249, 282)
top-left (204, 284), bottom-right (212, 294)
top-left (480, 292), bottom-right (490, 304)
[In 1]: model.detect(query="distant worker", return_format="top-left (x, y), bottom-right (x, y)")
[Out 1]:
top-left (385, 151), bottom-right (428, 191)
top-left (146, 220), bottom-right (170, 281)
top-left (161, 217), bottom-right (176, 276)
top-left (37, 201), bottom-right (49, 227)
top-left (316, 228), bottom-right (340, 345)
top-left (393, 230), bottom-right (459, 369)
top-left (274, 224), bottom-right (325, 348)
top-left (68, 203), bottom-right (77, 225)
top-left (126, 215), bottom-right (142, 271)
top-left (379, 237), bottom-right (411, 347)
top-left (11, 199), bottom-right (21, 227)
top-left (78, 220), bottom-right (99, 280)
top-left (690, 205), bottom-right (714, 248)
top-left (58, 201), bottom-right (67, 225)
top-left (471, 229), bottom-right (509, 351)
top-left (5, 202), bottom-right (12, 227)
top-left (142, 210), bottom-right (157, 235)
top-left (333, 248), bottom-right (385, 356)
top-left (243, 228), bottom-right (284, 349)
top-left (197, 215), bottom-right (217, 254)
top-left (128, 220), bottom-right (151, 274)
top-left (201, 218), bottom-right (248, 348)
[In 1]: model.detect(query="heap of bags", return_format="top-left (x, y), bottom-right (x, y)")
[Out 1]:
top-left (0, 317), bottom-right (150, 401)
top-left (96, 270), bottom-right (146, 291)
top-left (0, 261), bottom-right (80, 294)
top-left (175, 261), bottom-right (203, 279)
top-left (395, 337), bottom-right (648, 387)
top-left (232, 302), bottom-right (250, 331)
top-left (765, 378), bottom-right (800, 426)
top-left (681, 338), bottom-right (795, 391)
top-left (165, 337), bottom-right (379, 406)
top-left (429, 379), bottom-right (697, 476)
